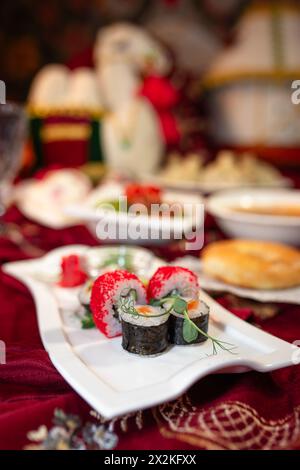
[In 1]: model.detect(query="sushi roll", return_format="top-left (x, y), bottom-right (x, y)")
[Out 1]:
top-left (147, 266), bottom-right (199, 300)
top-left (120, 305), bottom-right (169, 356)
top-left (167, 298), bottom-right (209, 345)
top-left (90, 270), bottom-right (147, 338)
top-left (148, 266), bottom-right (209, 346)
top-left (78, 279), bottom-right (95, 329)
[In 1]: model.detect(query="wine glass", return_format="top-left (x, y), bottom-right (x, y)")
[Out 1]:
top-left (0, 103), bottom-right (27, 223)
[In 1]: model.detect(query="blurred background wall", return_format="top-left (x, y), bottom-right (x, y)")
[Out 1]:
top-left (0, 0), bottom-right (250, 102)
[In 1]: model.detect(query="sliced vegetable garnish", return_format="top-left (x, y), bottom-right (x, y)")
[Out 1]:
top-left (81, 310), bottom-right (95, 329)
top-left (182, 318), bottom-right (199, 343)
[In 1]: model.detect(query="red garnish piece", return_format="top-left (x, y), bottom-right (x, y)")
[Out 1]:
top-left (58, 254), bottom-right (87, 288)
top-left (125, 183), bottom-right (162, 209)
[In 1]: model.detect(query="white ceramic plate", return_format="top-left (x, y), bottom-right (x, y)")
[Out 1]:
top-left (3, 245), bottom-right (297, 419)
top-left (65, 182), bottom-right (204, 245)
top-left (14, 170), bottom-right (92, 229)
top-left (207, 188), bottom-right (300, 246)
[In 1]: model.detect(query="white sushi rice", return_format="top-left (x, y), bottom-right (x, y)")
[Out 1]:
top-left (154, 273), bottom-right (199, 299)
top-left (78, 279), bottom-right (94, 306)
top-left (119, 305), bottom-right (169, 327)
top-left (104, 279), bottom-right (147, 337)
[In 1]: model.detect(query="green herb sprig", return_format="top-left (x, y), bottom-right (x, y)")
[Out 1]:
top-left (151, 295), bottom-right (236, 355)
top-left (118, 291), bottom-right (139, 318)
top-left (182, 309), bottom-right (236, 355)
top-left (118, 290), bottom-right (167, 319)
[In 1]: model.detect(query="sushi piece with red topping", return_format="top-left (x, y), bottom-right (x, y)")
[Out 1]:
top-left (90, 270), bottom-right (147, 338)
top-left (147, 266), bottom-right (199, 301)
top-left (147, 266), bottom-right (209, 346)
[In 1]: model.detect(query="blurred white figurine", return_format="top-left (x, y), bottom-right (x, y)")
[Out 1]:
top-left (28, 23), bottom-right (171, 175)
top-left (94, 23), bottom-right (171, 176)
top-left (28, 65), bottom-right (70, 109)
top-left (28, 65), bottom-right (103, 111)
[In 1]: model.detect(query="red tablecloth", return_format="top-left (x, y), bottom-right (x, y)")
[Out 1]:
top-left (1, 206), bottom-right (300, 450)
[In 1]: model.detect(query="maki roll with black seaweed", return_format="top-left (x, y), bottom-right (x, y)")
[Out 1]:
top-left (119, 304), bottom-right (169, 356)
top-left (148, 266), bottom-right (210, 346)
top-left (90, 270), bottom-right (147, 338)
top-left (167, 298), bottom-right (209, 345)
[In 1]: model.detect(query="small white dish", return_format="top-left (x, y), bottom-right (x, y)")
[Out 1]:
top-left (207, 188), bottom-right (300, 246)
top-left (3, 245), bottom-right (297, 419)
top-left (14, 169), bottom-right (92, 228)
top-left (65, 182), bottom-right (204, 245)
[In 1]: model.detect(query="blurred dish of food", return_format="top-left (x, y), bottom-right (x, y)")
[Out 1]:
top-left (15, 169), bottom-right (92, 228)
top-left (140, 150), bottom-right (289, 193)
top-left (207, 188), bottom-right (300, 245)
top-left (65, 181), bottom-right (204, 245)
top-left (201, 239), bottom-right (300, 290)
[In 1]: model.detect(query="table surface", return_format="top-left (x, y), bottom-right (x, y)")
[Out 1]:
top-left (1, 196), bottom-right (300, 450)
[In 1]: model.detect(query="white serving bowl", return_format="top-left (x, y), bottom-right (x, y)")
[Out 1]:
top-left (206, 189), bottom-right (300, 246)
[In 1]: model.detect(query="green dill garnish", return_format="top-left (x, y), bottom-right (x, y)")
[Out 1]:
top-left (118, 290), bottom-right (167, 319)
top-left (118, 290), bottom-right (139, 317)
top-left (151, 295), bottom-right (237, 355)
top-left (182, 309), bottom-right (236, 354)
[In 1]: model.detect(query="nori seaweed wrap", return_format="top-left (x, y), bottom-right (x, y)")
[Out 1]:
top-left (120, 305), bottom-right (169, 356)
top-left (168, 299), bottom-right (210, 345)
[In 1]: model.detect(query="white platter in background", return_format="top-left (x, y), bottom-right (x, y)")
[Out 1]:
top-left (13, 169), bottom-right (92, 229)
top-left (138, 172), bottom-right (292, 194)
top-left (65, 182), bottom-right (204, 245)
top-left (3, 245), bottom-right (297, 419)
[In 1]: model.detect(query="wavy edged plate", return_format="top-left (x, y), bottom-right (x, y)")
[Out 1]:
top-left (3, 245), bottom-right (297, 419)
